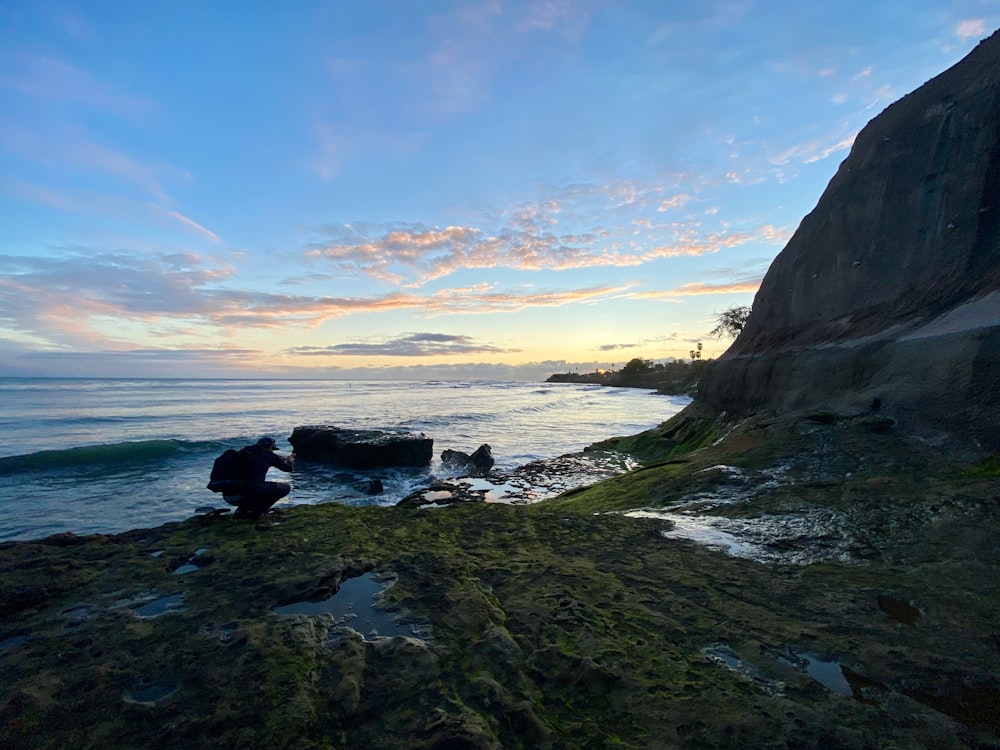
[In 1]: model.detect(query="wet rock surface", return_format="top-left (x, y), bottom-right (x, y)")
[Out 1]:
top-left (5, 37), bottom-right (1000, 746)
top-left (289, 425), bottom-right (434, 468)
top-left (1, 408), bottom-right (998, 749)
top-left (441, 444), bottom-right (495, 476)
top-left (397, 450), bottom-right (638, 508)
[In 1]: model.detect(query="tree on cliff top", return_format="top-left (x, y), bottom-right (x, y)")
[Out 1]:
top-left (709, 305), bottom-right (751, 339)
top-left (620, 357), bottom-right (655, 377)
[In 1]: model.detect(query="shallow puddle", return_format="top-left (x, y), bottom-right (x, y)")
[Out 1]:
top-left (705, 643), bottom-right (859, 699)
top-left (1, 635), bottom-right (29, 652)
top-left (61, 604), bottom-right (99, 621)
top-left (274, 572), bottom-right (416, 640)
top-left (465, 478), bottom-right (515, 502)
top-left (661, 517), bottom-right (751, 556)
top-left (625, 510), bottom-right (765, 559)
top-left (172, 548), bottom-right (211, 575)
top-left (701, 644), bottom-right (783, 694)
top-left (622, 507), bottom-right (853, 565)
top-left (800, 653), bottom-right (853, 696)
top-left (422, 490), bottom-right (454, 502)
top-left (123, 682), bottom-right (180, 706)
top-left (133, 594), bottom-right (186, 619)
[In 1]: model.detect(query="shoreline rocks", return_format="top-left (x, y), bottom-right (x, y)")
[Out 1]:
top-left (288, 425), bottom-right (433, 468)
top-left (2, 413), bottom-right (998, 747)
top-left (440, 444), bottom-right (494, 476)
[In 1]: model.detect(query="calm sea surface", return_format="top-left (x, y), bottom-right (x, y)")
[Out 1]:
top-left (0, 378), bottom-right (688, 542)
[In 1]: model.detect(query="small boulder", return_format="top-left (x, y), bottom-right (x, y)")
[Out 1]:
top-left (354, 479), bottom-right (384, 496)
top-left (441, 444), bottom-right (494, 476)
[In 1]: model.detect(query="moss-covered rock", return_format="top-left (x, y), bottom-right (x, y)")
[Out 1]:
top-left (1, 404), bottom-right (998, 748)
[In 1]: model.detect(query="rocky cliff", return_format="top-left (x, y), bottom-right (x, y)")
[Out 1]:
top-left (3, 33), bottom-right (1000, 750)
top-left (699, 30), bottom-right (1000, 451)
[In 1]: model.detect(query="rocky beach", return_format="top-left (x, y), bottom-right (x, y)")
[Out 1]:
top-left (3, 29), bottom-right (1000, 750)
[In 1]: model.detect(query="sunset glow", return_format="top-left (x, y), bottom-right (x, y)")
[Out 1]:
top-left (1, 2), bottom-right (995, 379)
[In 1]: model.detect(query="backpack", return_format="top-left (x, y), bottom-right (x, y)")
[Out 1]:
top-left (206, 448), bottom-right (246, 493)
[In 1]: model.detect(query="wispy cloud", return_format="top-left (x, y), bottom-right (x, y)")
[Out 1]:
top-left (0, 249), bottom-right (232, 348)
top-left (307, 188), bottom-right (787, 287)
top-left (955, 19), bottom-right (987, 41)
top-left (629, 278), bottom-right (762, 300)
top-left (647, 1), bottom-right (753, 45)
top-left (0, 247), bottom-right (636, 347)
top-left (71, 140), bottom-right (177, 203)
top-left (287, 332), bottom-right (520, 357)
top-left (516, 0), bottom-right (591, 36)
top-left (0, 54), bottom-right (156, 119)
top-left (421, 0), bottom-right (593, 115)
top-left (152, 206), bottom-right (223, 243)
top-left (307, 223), bottom-right (751, 285)
top-left (311, 121), bottom-right (424, 182)
top-left (598, 332), bottom-right (683, 352)
top-left (2, 179), bottom-right (79, 211)
top-left (770, 133), bottom-right (856, 166)
top-left (0, 123), bottom-right (183, 205)
top-left (218, 281), bottom-right (637, 325)
top-left (656, 193), bottom-right (693, 212)
top-left (312, 0), bottom-right (594, 174)
top-left (0, 348), bottom-right (599, 381)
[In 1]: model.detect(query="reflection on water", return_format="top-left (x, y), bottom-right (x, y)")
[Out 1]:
top-left (800, 653), bottom-right (853, 696)
top-left (1, 380), bottom-right (687, 542)
top-left (274, 572), bottom-right (417, 641)
top-left (123, 682), bottom-right (180, 706)
top-left (622, 507), bottom-right (854, 565)
top-left (133, 593), bottom-right (186, 619)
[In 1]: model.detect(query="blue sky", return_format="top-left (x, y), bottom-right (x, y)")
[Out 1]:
top-left (1, 1), bottom-right (996, 380)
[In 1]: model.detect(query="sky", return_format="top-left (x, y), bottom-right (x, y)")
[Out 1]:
top-left (1, 1), bottom-right (997, 381)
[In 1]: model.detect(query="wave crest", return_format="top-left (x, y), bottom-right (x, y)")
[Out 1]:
top-left (0, 439), bottom-right (220, 475)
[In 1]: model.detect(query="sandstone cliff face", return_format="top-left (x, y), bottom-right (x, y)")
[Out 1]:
top-left (699, 30), bottom-right (1000, 451)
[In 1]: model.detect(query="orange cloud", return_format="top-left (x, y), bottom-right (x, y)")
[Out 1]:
top-left (630, 279), bottom-right (762, 300)
top-left (308, 221), bottom-right (785, 286)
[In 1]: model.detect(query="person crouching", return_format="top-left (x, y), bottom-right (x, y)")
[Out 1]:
top-left (234, 437), bottom-right (294, 519)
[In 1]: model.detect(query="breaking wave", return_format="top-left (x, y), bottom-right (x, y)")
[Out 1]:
top-left (0, 438), bottom-right (226, 475)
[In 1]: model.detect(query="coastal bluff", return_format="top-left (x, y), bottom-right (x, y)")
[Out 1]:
top-left (696, 30), bottom-right (1000, 451)
top-left (3, 33), bottom-right (1000, 750)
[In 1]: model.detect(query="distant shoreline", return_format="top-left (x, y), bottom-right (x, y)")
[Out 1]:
top-left (546, 360), bottom-right (706, 396)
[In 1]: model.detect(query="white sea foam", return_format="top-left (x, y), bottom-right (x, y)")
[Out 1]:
top-left (0, 378), bottom-right (687, 541)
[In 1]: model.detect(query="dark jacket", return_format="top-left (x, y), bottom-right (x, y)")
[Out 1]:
top-left (240, 445), bottom-right (293, 488)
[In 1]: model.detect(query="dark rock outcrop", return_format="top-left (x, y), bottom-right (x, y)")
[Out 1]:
top-left (354, 478), bottom-right (384, 495)
top-left (441, 444), bottom-right (495, 476)
top-left (288, 426), bottom-right (433, 468)
top-left (699, 31), bottom-right (1000, 451)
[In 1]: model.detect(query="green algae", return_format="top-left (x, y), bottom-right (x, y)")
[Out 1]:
top-left (1, 408), bottom-right (999, 748)
top-left (962, 456), bottom-right (1000, 477)
top-left (586, 399), bottom-right (725, 465)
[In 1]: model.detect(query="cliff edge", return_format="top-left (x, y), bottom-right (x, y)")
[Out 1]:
top-left (699, 30), bottom-right (1000, 451)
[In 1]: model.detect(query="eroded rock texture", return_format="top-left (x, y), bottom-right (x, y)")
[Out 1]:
top-left (700, 31), bottom-right (1000, 450)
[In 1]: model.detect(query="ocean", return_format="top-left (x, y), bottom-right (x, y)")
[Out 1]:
top-left (0, 378), bottom-right (688, 542)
